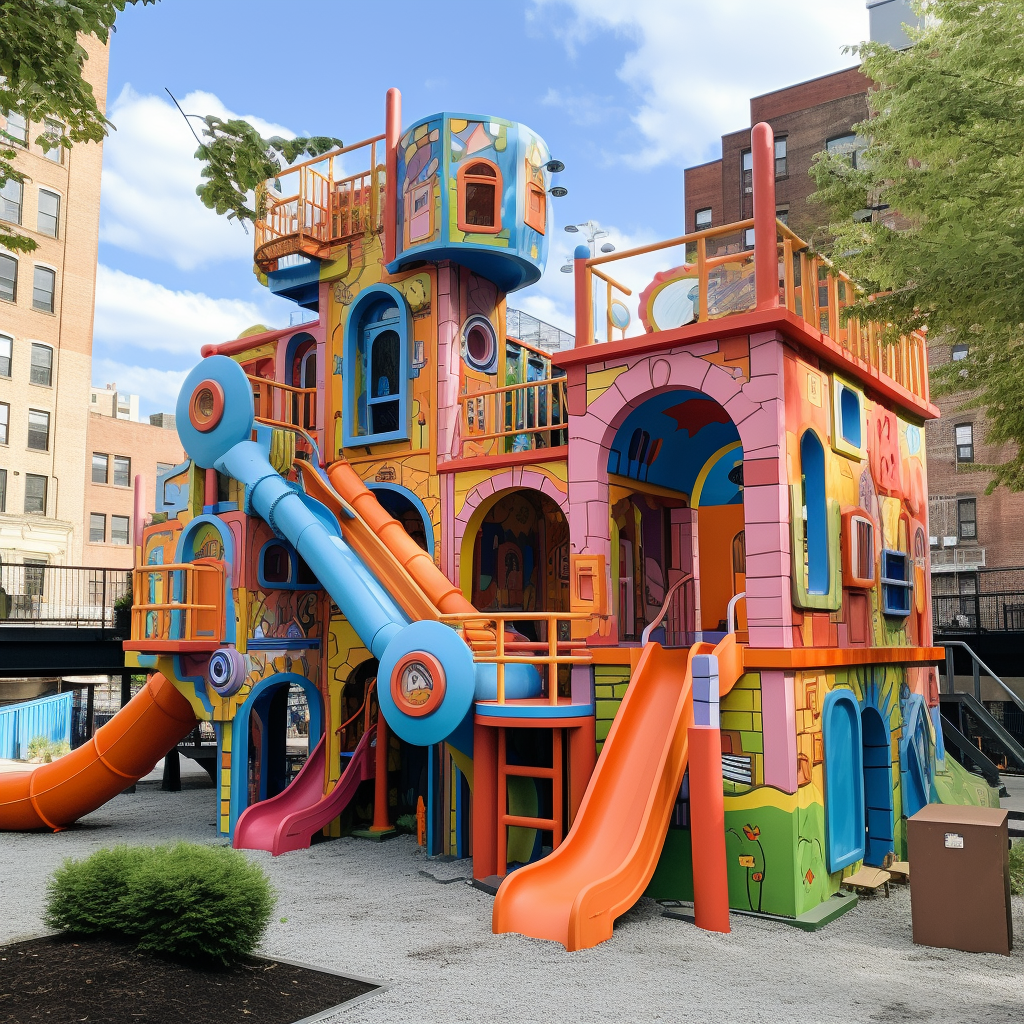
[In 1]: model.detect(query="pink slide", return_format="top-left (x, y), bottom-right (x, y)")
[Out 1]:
top-left (233, 725), bottom-right (377, 856)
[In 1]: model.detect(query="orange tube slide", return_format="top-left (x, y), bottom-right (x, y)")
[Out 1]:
top-left (0, 673), bottom-right (197, 831)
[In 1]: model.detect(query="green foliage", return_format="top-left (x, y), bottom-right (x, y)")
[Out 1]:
top-left (809, 0), bottom-right (1024, 489)
top-left (192, 115), bottom-right (342, 229)
top-left (45, 843), bottom-right (275, 967)
top-left (1011, 839), bottom-right (1024, 896)
top-left (26, 735), bottom-right (70, 762)
top-left (113, 589), bottom-right (133, 611)
top-left (0, 0), bottom-right (156, 253)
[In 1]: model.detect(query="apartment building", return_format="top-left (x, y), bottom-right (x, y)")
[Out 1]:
top-left (84, 386), bottom-right (183, 570)
top-left (0, 35), bottom-right (108, 570)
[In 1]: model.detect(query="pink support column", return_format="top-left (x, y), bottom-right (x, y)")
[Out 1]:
top-left (761, 669), bottom-right (798, 793)
top-left (751, 122), bottom-right (778, 312)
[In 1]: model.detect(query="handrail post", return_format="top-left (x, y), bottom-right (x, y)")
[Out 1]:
top-left (751, 122), bottom-right (778, 312)
top-left (697, 236), bottom-right (708, 322)
top-left (549, 616), bottom-right (558, 705)
top-left (573, 245), bottom-right (592, 347)
top-left (496, 620), bottom-right (505, 704)
top-left (383, 88), bottom-right (401, 265)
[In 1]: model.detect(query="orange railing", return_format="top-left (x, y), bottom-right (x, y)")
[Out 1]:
top-left (458, 377), bottom-right (569, 458)
top-left (574, 216), bottom-right (929, 407)
top-left (129, 561), bottom-right (226, 649)
top-left (254, 134), bottom-right (386, 272)
top-left (248, 374), bottom-right (318, 432)
top-left (441, 611), bottom-right (597, 706)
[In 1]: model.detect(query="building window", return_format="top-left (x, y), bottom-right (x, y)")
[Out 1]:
top-left (0, 468), bottom-right (5, 512)
top-left (741, 150), bottom-right (753, 194)
top-left (343, 286), bottom-right (411, 446)
top-left (952, 343), bottom-right (968, 362)
top-left (826, 133), bottom-right (865, 169)
top-left (800, 430), bottom-right (829, 595)
top-left (29, 343), bottom-right (52, 386)
top-left (457, 160), bottom-right (502, 234)
top-left (27, 408), bottom-right (50, 451)
top-left (2, 110), bottom-right (27, 146)
top-left (89, 513), bottom-right (106, 543)
top-left (0, 177), bottom-right (23, 224)
top-left (157, 462), bottom-right (175, 477)
top-left (24, 473), bottom-right (47, 514)
top-left (113, 455), bottom-right (131, 487)
top-left (775, 137), bottom-right (788, 177)
top-left (111, 515), bottom-right (130, 546)
top-left (42, 119), bottom-right (64, 163)
top-left (462, 315), bottom-right (498, 374)
top-left (776, 208), bottom-right (789, 225)
top-left (524, 159), bottom-right (546, 234)
top-left (262, 542), bottom-right (291, 583)
top-left (0, 401), bottom-right (7, 445)
top-left (0, 254), bottom-right (16, 303)
top-left (0, 334), bottom-right (10, 377)
top-left (955, 423), bottom-right (974, 463)
top-left (37, 189), bottom-right (60, 237)
top-left (92, 452), bottom-right (108, 483)
top-left (32, 266), bottom-right (55, 313)
top-left (958, 498), bottom-right (977, 540)
top-left (881, 549), bottom-right (912, 617)
top-left (743, 227), bottom-right (755, 250)
top-left (838, 383), bottom-right (862, 448)
top-left (24, 557), bottom-right (46, 595)
top-left (695, 207), bottom-right (712, 231)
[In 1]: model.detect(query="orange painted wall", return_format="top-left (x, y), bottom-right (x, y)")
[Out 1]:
top-left (697, 504), bottom-right (744, 631)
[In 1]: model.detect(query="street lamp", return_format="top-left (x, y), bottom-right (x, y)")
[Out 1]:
top-left (564, 221), bottom-right (614, 257)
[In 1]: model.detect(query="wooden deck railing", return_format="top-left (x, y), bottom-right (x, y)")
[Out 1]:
top-left (248, 374), bottom-right (318, 432)
top-left (458, 377), bottom-right (569, 458)
top-left (128, 561), bottom-right (226, 650)
top-left (254, 135), bottom-right (386, 272)
top-left (440, 611), bottom-right (597, 706)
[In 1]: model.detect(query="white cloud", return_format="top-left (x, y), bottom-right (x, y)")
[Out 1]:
top-left (100, 86), bottom-right (296, 271)
top-left (91, 358), bottom-right (189, 414)
top-left (532, 0), bottom-right (868, 167)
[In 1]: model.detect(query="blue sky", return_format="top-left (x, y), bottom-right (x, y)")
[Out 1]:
top-left (94, 0), bottom-right (870, 416)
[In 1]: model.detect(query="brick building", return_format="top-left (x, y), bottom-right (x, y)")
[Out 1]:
top-left (84, 384), bottom-right (183, 570)
top-left (0, 35), bottom-right (108, 571)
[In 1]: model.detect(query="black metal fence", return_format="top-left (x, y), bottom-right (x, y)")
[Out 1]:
top-left (932, 591), bottom-right (1024, 632)
top-left (0, 564), bottom-right (131, 628)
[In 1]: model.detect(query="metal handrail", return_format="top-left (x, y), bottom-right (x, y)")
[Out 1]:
top-left (641, 574), bottom-right (692, 646)
top-left (941, 639), bottom-right (1024, 714)
top-left (727, 591), bottom-right (746, 635)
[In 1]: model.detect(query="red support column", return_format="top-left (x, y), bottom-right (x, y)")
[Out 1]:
top-left (688, 724), bottom-right (731, 933)
top-left (751, 121), bottom-right (779, 312)
top-left (568, 719), bottom-right (596, 827)
top-left (370, 717), bottom-right (391, 832)
top-left (573, 245), bottom-right (592, 347)
top-left (205, 467), bottom-right (217, 509)
top-left (472, 720), bottom-right (497, 880)
top-left (383, 87), bottom-right (401, 267)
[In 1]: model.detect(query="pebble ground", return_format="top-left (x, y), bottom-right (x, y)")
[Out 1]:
top-left (2, 775), bottom-right (1022, 1024)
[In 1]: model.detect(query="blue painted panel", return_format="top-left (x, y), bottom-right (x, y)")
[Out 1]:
top-left (800, 430), bottom-right (829, 594)
top-left (900, 694), bottom-right (931, 817)
top-left (862, 705), bottom-right (894, 866)
top-left (839, 385), bottom-right (862, 447)
top-left (822, 689), bottom-right (865, 873)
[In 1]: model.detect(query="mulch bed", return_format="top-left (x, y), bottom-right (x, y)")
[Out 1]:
top-left (0, 935), bottom-right (378, 1023)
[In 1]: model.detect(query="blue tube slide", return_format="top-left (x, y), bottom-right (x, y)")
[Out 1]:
top-left (175, 357), bottom-right (476, 747)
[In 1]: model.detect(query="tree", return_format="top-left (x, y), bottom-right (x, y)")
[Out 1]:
top-left (809, 0), bottom-right (1024, 489)
top-left (1, 0), bottom-right (339, 255)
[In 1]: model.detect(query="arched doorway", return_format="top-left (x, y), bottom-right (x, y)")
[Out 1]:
top-left (368, 483), bottom-right (434, 556)
top-left (466, 488), bottom-right (569, 640)
top-left (862, 705), bottom-right (894, 866)
top-left (606, 388), bottom-right (743, 643)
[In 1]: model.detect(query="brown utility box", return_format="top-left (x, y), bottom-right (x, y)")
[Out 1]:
top-left (907, 804), bottom-right (1012, 955)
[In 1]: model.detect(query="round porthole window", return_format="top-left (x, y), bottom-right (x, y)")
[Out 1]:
top-left (390, 651), bottom-right (446, 717)
top-left (462, 315), bottom-right (497, 373)
top-left (188, 379), bottom-right (225, 433)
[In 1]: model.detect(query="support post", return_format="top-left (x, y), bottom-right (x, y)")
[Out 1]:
top-left (751, 121), bottom-right (779, 312)
top-left (383, 88), bottom-right (401, 266)
top-left (370, 717), bottom-right (391, 832)
top-left (573, 244), bottom-right (592, 347)
top-left (688, 725), bottom-right (731, 933)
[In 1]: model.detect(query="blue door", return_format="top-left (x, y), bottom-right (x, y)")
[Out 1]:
top-left (862, 706), bottom-right (894, 866)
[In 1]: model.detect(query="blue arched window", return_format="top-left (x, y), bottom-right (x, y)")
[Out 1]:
top-left (343, 285), bottom-right (412, 446)
top-left (800, 430), bottom-right (829, 595)
top-left (822, 689), bottom-right (865, 872)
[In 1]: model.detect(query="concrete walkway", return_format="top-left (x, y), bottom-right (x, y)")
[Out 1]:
top-left (2, 783), bottom-right (1022, 1024)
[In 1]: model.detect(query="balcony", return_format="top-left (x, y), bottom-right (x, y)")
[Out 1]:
top-left (457, 377), bottom-right (569, 460)
top-left (248, 375), bottom-right (318, 434)
top-left (127, 561), bottom-right (227, 652)
top-left (254, 135), bottom-right (386, 274)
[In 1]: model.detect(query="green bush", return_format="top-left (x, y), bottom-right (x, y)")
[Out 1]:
top-left (26, 735), bottom-right (70, 762)
top-left (45, 843), bottom-right (275, 966)
top-left (1010, 840), bottom-right (1024, 897)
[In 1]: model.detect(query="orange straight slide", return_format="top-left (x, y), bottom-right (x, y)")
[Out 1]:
top-left (492, 641), bottom-right (710, 951)
top-left (0, 673), bottom-right (197, 831)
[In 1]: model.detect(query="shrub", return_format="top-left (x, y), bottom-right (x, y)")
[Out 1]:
top-left (1010, 840), bottom-right (1024, 897)
top-left (26, 736), bottom-right (70, 762)
top-left (45, 843), bottom-right (275, 967)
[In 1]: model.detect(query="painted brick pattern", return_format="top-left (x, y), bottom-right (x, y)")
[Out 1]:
top-left (593, 665), bottom-right (630, 753)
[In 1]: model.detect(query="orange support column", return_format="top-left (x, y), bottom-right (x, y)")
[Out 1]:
top-left (751, 120), bottom-right (779, 312)
top-left (370, 714), bottom-right (391, 833)
top-left (473, 720), bottom-right (498, 880)
top-left (383, 88), bottom-right (401, 266)
top-left (688, 724), bottom-right (730, 933)
top-left (573, 245), bottom-right (592, 347)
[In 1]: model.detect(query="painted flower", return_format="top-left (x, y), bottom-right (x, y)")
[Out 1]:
top-left (742, 824), bottom-right (760, 841)
top-left (752, 871), bottom-right (764, 882)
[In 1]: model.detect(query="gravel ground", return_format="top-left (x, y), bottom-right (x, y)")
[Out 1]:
top-left (2, 782), bottom-right (1023, 1024)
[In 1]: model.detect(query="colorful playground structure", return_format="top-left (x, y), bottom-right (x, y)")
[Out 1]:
top-left (0, 89), bottom-right (999, 949)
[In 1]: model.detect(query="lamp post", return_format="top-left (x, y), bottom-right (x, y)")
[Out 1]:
top-left (564, 222), bottom-right (615, 337)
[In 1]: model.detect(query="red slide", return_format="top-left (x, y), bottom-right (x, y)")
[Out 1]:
top-left (0, 673), bottom-right (198, 831)
top-left (233, 725), bottom-right (377, 856)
